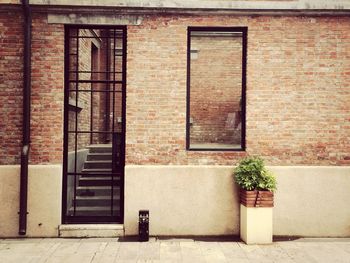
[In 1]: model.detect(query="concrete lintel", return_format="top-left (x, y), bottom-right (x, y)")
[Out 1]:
top-left (46, 10), bottom-right (350, 18)
top-left (2, 5), bottom-right (350, 16)
top-left (26, 0), bottom-right (350, 11)
top-left (48, 13), bottom-right (143, 25)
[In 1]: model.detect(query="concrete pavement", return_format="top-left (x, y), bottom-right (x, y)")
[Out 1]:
top-left (0, 237), bottom-right (350, 262)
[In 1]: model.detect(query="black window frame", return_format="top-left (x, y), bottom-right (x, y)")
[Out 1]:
top-left (186, 26), bottom-right (247, 152)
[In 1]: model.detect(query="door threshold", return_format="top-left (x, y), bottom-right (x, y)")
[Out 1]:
top-left (59, 224), bottom-right (124, 238)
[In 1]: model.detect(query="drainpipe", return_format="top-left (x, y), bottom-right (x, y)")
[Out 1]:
top-left (19, 0), bottom-right (32, 236)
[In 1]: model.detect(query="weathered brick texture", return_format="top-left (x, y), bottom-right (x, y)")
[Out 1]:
top-left (126, 15), bottom-right (350, 165)
top-left (0, 13), bottom-right (349, 165)
top-left (30, 14), bottom-right (64, 164)
top-left (0, 12), bottom-right (23, 164)
top-left (0, 12), bottom-right (64, 164)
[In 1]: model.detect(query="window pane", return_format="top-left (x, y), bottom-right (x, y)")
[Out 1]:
top-left (188, 29), bottom-right (245, 150)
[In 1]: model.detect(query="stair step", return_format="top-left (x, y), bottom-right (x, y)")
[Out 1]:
top-left (76, 195), bottom-right (119, 200)
top-left (79, 177), bottom-right (120, 186)
top-left (87, 144), bottom-right (112, 148)
top-left (80, 172), bottom-right (121, 178)
top-left (87, 153), bottom-right (112, 161)
top-left (68, 205), bottom-right (120, 216)
top-left (75, 195), bottom-right (120, 206)
top-left (81, 168), bottom-right (112, 174)
top-left (87, 144), bottom-right (112, 153)
top-left (77, 186), bottom-right (120, 195)
top-left (70, 206), bottom-right (119, 211)
top-left (79, 177), bottom-right (120, 181)
top-left (84, 160), bottom-right (112, 169)
top-left (85, 160), bottom-right (112, 164)
top-left (59, 224), bottom-right (124, 238)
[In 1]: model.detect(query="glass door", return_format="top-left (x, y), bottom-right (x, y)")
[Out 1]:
top-left (62, 26), bottom-right (126, 223)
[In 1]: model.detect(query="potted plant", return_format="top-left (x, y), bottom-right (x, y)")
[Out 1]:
top-left (234, 156), bottom-right (277, 244)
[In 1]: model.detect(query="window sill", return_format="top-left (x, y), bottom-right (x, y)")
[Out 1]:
top-left (187, 143), bottom-right (245, 152)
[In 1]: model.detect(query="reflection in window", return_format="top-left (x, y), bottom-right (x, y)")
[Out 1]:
top-left (187, 28), bottom-right (246, 150)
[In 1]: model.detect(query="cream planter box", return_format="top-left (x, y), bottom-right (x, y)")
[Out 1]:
top-left (240, 204), bottom-right (273, 244)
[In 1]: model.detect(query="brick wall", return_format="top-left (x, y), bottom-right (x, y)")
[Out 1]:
top-left (0, 12), bottom-right (23, 164)
top-left (29, 14), bottom-right (64, 164)
top-left (0, 12), bottom-right (64, 165)
top-left (127, 15), bottom-right (350, 165)
top-left (0, 13), bottom-right (349, 166)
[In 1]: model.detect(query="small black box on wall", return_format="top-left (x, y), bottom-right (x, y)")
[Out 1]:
top-left (139, 210), bottom-right (149, 242)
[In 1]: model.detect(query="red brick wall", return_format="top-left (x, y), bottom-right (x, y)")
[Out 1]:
top-left (0, 12), bottom-right (64, 164)
top-left (29, 14), bottom-right (64, 164)
top-left (127, 15), bottom-right (350, 165)
top-left (0, 13), bottom-right (349, 166)
top-left (0, 12), bottom-right (23, 164)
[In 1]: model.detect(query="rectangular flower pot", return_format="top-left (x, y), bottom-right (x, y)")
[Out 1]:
top-left (239, 189), bottom-right (274, 244)
top-left (239, 189), bottom-right (274, 207)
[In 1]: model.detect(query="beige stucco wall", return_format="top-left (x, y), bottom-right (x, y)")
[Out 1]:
top-left (125, 165), bottom-right (350, 237)
top-left (0, 165), bottom-right (62, 237)
top-left (1, 164), bottom-right (349, 237)
top-left (272, 166), bottom-right (350, 237)
top-left (125, 165), bottom-right (240, 236)
top-left (0, 0), bottom-right (20, 4)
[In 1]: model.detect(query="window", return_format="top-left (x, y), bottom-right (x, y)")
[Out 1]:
top-left (186, 27), bottom-right (247, 151)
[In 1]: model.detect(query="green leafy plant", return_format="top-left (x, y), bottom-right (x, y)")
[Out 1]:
top-left (234, 157), bottom-right (277, 192)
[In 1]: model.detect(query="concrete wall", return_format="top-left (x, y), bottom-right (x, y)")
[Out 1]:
top-left (0, 165), bottom-right (62, 237)
top-left (272, 166), bottom-right (350, 237)
top-left (125, 165), bottom-right (240, 236)
top-left (1, 164), bottom-right (349, 237)
top-left (125, 165), bottom-right (350, 237)
top-left (66, 150), bottom-right (88, 213)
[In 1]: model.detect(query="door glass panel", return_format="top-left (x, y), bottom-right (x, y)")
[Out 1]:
top-left (64, 27), bottom-right (125, 223)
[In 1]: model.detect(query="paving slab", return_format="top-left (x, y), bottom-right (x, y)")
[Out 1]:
top-left (159, 242), bottom-right (182, 261)
top-left (0, 237), bottom-right (349, 262)
top-left (198, 241), bottom-right (227, 262)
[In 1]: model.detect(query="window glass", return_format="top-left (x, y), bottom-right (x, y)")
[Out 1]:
top-left (187, 28), bottom-right (246, 150)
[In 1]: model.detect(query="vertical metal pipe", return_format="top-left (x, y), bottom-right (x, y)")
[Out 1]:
top-left (19, 0), bottom-right (31, 236)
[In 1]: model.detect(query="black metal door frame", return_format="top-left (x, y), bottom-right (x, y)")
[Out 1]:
top-left (62, 25), bottom-right (126, 224)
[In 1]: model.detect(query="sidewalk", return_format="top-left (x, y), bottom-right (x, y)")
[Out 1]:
top-left (0, 237), bottom-right (350, 263)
